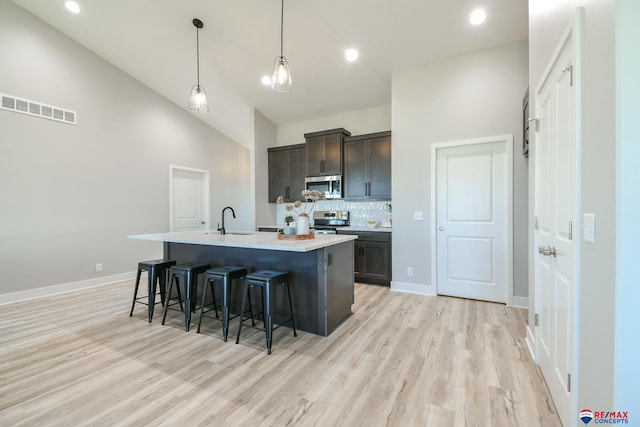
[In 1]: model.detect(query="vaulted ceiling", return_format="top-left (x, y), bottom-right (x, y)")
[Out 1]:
top-left (12, 0), bottom-right (528, 143)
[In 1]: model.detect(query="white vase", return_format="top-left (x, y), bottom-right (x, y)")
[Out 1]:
top-left (297, 214), bottom-right (310, 235)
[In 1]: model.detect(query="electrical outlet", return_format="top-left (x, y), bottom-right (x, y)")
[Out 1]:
top-left (407, 267), bottom-right (414, 277)
top-left (96, 263), bottom-right (103, 272)
top-left (413, 211), bottom-right (424, 221)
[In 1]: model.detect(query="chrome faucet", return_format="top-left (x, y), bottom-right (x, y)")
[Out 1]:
top-left (217, 206), bottom-right (236, 235)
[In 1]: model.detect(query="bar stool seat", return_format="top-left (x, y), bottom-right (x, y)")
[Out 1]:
top-left (197, 266), bottom-right (249, 341)
top-left (236, 270), bottom-right (297, 354)
top-left (162, 262), bottom-right (210, 331)
top-left (129, 259), bottom-right (176, 322)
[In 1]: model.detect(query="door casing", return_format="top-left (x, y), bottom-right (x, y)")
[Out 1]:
top-left (169, 164), bottom-right (210, 232)
top-left (430, 135), bottom-right (514, 305)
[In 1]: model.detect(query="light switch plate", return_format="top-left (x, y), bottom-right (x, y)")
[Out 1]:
top-left (583, 213), bottom-right (595, 243)
top-left (414, 211), bottom-right (424, 221)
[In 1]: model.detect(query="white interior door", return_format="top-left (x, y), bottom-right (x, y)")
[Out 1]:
top-left (435, 137), bottom-right (511, 303)
top-left (170, 165), bottom-right (210, 232)
top-left (534, 21), bottom-right (578, 427)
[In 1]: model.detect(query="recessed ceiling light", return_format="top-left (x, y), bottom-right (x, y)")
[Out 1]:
top-left (261, 76), bottom-right (272, 86)
top-left (65, 1), bottom-right (80, 14)
top-left (469, 9), bottom-right (486, 25)
top-left (345, 48), bottom-right (359, 62)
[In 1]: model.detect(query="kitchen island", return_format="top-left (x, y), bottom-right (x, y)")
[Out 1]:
top-left (127, 230), bottom-right (357, 336)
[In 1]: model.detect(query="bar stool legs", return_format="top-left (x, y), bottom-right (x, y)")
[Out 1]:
top-left (130, 259), bottom-right (176, 322)
top-left (161, 262), bottom-right (210, 331)
top-left (197, 266), bottom-right (255, 342)
top-left (236, 270), bottom-right (296, 354)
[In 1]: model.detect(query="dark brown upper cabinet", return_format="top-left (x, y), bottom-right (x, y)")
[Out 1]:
top-left (343, 131), bottom-right (391, 200)
top-left (268, 144), bottom-right (306, 202)
top-left (304, 128), bottom-right (351, 176)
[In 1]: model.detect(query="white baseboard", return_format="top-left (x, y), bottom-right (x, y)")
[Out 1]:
top-left (391, 281), bottom-right (529, 307)
top-left (390, 281), bottom-right (436, 296)
top-left (0, 271), bottom-right (139, 305)
top-left (511, 296), bottom-right (529, 309)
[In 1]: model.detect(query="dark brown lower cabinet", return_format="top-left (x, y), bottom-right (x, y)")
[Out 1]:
top-left (337, 230), bottom-right (391, 286)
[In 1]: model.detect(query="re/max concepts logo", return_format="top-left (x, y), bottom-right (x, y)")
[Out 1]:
top-left (580, 409), bottom-right (630, 424)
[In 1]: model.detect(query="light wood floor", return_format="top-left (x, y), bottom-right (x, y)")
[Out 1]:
top-left (0, 281), bottom-right (561, 426)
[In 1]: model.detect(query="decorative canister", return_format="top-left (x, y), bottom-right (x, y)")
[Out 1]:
top-left (296, 213), bottom-right (310, 235)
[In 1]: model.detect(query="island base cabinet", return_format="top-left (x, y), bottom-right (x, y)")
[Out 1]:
top-left (163, 241), bottom-right (354, 336)
top-left (323, 240), bottom-right (355, 332)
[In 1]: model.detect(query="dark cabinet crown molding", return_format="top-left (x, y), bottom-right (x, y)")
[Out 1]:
top-left (303, 128), bottom-right (351, 138)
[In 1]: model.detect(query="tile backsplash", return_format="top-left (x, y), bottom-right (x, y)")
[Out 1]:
top-left (276, 199), bottom-right (392, 227)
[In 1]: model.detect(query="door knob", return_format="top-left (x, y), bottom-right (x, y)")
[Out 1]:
top-left (438, 226), bottom-right (445, 231)
top-left (538, 245), bottom-right (557, 257)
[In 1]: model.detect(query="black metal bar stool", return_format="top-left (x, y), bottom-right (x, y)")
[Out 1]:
top-left (197, 266), bottom-right (252, 342)
top-left (235, 270), bottom-right (297, 354)
top-left (129, 259), bottom-right (177, 322)
top-left (162, 262), bottom-right (210, 331)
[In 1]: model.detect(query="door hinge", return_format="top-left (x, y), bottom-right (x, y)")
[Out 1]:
top-left (567, 373), bottom-right (572, 392)
top-left (569, 221), bottom-right (573, 240)
top-left (534, 313), bottom-right (540, 327)
top-left (534, 216), bottom-right (539, 230)
top-left (562, 65), bottom-right (574, 87)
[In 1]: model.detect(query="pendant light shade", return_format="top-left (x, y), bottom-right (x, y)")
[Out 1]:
top-left (189, 18), bottom-right (208, 112)
top-left (189, 85), bottom-right (208, 112)
top-left (272, 56), bottom-right (292, 92)
top-left (272, 0), bottom-right (292, 92)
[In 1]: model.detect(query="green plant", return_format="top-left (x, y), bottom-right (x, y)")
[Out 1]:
top-left (284, 215), bottom-right (294, 225)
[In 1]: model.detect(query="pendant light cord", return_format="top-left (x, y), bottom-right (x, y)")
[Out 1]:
top-left (280, 0), bottom-right (284, 57)
top-left (196, 26), bottom-right (201, 89)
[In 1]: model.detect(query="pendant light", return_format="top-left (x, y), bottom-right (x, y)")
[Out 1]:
top-left (189, 18), bottom-right (208, 112)
top-left (272, 0), bottom-right (292, 92)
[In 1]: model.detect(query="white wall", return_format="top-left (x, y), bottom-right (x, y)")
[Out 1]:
top-left (391, 40), bottom-right (529, 299)
top-left (614, 0), bottom-right (640, 412)
top-left (254, 109), bottom-right (277, 227)
top-left (276, 104), bottom-right (391, 146)
top-left (0, 1), bottom-right (251, 296)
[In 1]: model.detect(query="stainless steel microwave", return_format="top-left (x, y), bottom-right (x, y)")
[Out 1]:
top-left (305, 175), bottom-right (342, 199)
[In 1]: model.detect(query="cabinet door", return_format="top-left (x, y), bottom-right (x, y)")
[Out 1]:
top-left (287, 146), bottom-right (306, 201)
top-left (322, 134), bottom-right (342, 175)
top-left (343, 140), bottom-right (368, 199)
top-left (361, 241), bottom-right (390, 283)
top-left (268, 149), bottom-right (289, 202)
top-left (368, 136), bottom-right (392, 199)
top-left (305, 136), bottom-right (325, 176)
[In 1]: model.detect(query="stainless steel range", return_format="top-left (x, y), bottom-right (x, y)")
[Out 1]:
top-left (312, 210), bottom-right (350, 234)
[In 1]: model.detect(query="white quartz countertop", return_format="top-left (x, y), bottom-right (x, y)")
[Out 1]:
top-left (127, 230), bottom-right (357, 252)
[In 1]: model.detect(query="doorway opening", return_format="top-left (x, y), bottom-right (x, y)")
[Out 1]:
top-left (169, 165), bottom-right (210, 232)
top-left (431, 135), bottom-right (514, 304)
